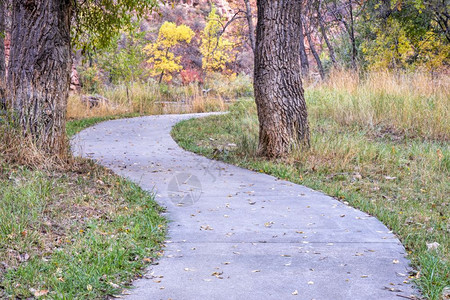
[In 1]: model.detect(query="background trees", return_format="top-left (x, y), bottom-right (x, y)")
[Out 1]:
top-left (302, 0), bottom-right (449, 73)
top-left (200, 6), bottom-right (235, 73)
top-left (1, 0), bottom-right (447, 160)
top-left (144, 21), bottom-right (195, 83)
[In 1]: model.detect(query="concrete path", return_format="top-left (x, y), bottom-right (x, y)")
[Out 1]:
top-left (72, 114), bottom-right (417, 300)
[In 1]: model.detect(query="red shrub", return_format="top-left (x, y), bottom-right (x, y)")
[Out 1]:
top-left (181, 68), bottom-right (203, 85)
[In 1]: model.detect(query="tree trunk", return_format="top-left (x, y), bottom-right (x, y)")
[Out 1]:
top-left (254, 0), bottom-right (310, 158)
top-left (331, 0), bottom-right (357, 69)
top-left (303, 17), bottom-right (325, 80)
top-left (7, 0), bottom-right (72, 158)
top-left (299, 14), bottom-right (310, 78)
top-left (317, 0), bottom-right (337, 66)
top-left (243, 0), bottom-right (256, 52)
top-left (0, 0), bottom-right (6, 110)
top-left (348, 0), bottom-right (357, 69)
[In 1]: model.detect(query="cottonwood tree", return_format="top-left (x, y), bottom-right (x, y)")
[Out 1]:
top-left (316, 0), bottom-right (337, 66)
top-left (243, 0), bottom-right (256, 52)
top-left (98, 26), bottom-right (148, 105)
top-left (302, 13), bottom-right (325, 80)
top-left (254, 0), bottom-right (310, 158)
top-left (5, 0), bottom-right (156, 159)
top-left (299, 15), bottom-right (310, 78)
top-left (0, 0), bottom-right (5, 110)
top-left (330, 0), bottom-right (358, 69)
top-left (144, 21), bottom-right (195, 83)
top-left (200, 5), bottom-right (235, 72)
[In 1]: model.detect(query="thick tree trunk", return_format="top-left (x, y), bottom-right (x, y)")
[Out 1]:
top-left (303, 18), bottom-right (325, 80)
top-left (243, 0), bottom-right (256, 52)
top-left (0, 0), bottom-right (6, 110)
top-left (7, 0), bottom-right (72, 158)
top-left (299, 15), bottom-right (310, 78)
top-left (254, 0), bottom-right (310, 158)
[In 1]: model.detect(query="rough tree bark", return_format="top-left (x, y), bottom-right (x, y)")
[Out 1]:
top-left (0, 0), bottom-right (6, 110)
top-left (254, 0), bottom-right (310, 158)
top-left (243, 0), bottom-right (256, 52)
top-left (7, 0), bottom-right (72, 158)
top-left (299, 14), bottom-right (310, 77)
top-left (303, 16), bottom-right (325, 80)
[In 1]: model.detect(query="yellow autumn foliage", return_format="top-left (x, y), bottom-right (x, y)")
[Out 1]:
top-left (144, 21), bottom-right (195, 82)
top-left (200, 6), bottom-right (235, 73)
top-left (362, 19), bottom-right (449, 71)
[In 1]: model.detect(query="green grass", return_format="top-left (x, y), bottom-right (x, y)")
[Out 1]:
top-left (172, 99), bottom-right (449, 300)
top-left (0, 118), bottom-right (167, 299)
top-left (66, 113), bottom-right (140, 138)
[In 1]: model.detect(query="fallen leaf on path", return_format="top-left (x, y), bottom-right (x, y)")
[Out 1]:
top-left (211, 271), bottom-right (223, 279)
top-left (264, 222), bottom-right (274, 227)
top-left (200, 225), bottom-right (214, 231)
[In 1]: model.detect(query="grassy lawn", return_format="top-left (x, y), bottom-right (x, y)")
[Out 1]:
top-left (172, 73), bottom-right (449, 300)
top-left (0, 118), bottom-right (167, 299)
top-left (66, 113), bottom-right (141, 138)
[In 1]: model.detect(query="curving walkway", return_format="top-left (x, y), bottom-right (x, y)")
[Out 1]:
top-left (72, 114), bottom-right (417, 300)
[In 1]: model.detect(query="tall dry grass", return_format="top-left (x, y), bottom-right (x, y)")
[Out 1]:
top-left (0, 121), bottom-right (57, 169)
top-left (306, 70), bottom-right (450, 140)
top-left (67, 75), bottom-right (248, 120)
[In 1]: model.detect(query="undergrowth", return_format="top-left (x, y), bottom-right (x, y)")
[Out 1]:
top-left (0, 119), bottom-right (167, 299)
